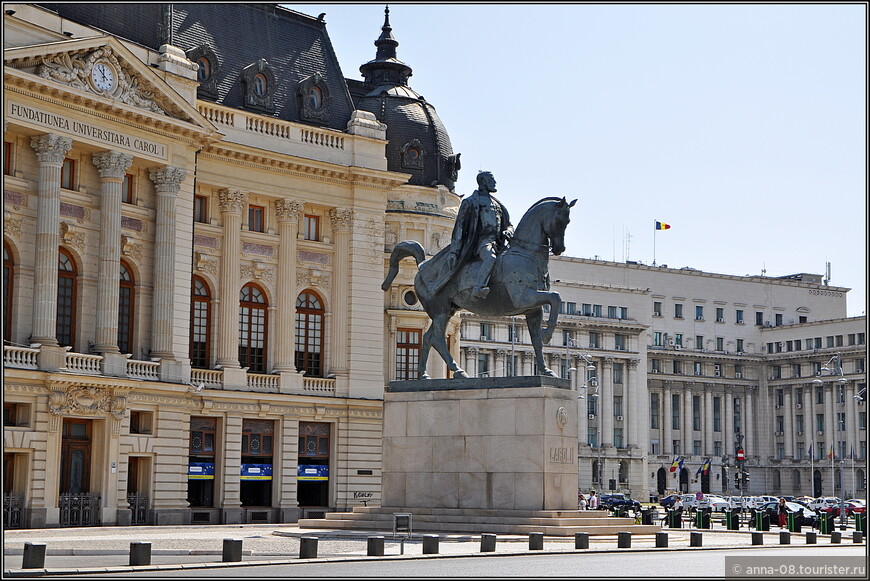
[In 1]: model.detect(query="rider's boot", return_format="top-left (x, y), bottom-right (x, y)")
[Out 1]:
top-left (472, 256), bottom-right (495, 300)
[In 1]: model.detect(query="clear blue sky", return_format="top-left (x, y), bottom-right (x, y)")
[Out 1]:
top-left (285, 3), bottom-right (867, 317)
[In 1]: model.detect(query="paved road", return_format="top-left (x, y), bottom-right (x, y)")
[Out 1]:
top-left (29, 546), bottom-right (865, 579)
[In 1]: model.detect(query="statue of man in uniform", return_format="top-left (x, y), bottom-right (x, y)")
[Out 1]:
top-left (443, 171), bottom-right (513, 299)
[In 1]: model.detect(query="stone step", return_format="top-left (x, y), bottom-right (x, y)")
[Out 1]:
top-left (296, 517), bottom-right (661, 536)
top-left (348, 506), bottom-right (613, 518)
top-left (319, 512), bottom-right (632, 527)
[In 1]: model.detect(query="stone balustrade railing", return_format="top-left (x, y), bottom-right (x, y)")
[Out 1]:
top-left (3, 345), bottom-right (40, 369)
top-left (247, 372), bottom-right (280, 391)
top-left (191, 368), bottom-right (223, 387)
top-left (65, 352), bottom-right (103, 375)
top-left (127, 360), bottom-right (160, 380)
top-left (303, 377), bottom-right (335, 394)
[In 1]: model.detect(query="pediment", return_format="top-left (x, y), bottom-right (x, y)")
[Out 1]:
top-left (4, 35), bottom-right (212, 132)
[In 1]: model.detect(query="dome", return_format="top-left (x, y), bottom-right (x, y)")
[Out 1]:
top-left (349, 8), bottom-right (461, 192)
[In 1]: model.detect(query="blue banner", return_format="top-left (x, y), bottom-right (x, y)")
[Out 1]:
top-left (297, 464), bottom-right (329, 481)
top-left (188, 462), bottom-right (215, 480)
top-left (240, 463), bottom-right (272, 480)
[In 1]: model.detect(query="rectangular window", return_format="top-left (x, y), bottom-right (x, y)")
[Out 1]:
top-left (614, 428), bottom-right (624, 449)
top-left (714, 441), bottom-right (722, 456)
top-left (130, 410), bottom-right (153, 434)
top-left (776, 443), bottom-right (784, 459)
top-left (122, 173), bottom-right (134, 204)
top-left (837, 412), bottom-right (846, 432)
top-left (650, 440), bottom-right (660, 455)
top-left (303, 215), bottom-right (320, 241)
top-left (477, 352), bottom-right (489, 377)
top-left (736, 309), bottom-right (744, 324)
top-left (188, 416), bottom-right (218, 507)
top-left (395, 328), bottom-right (421, 381)
top-left (673, 360), bottom-right (682, 375)
top-left (672, 394), bottom-right (681, 430)
top-left (589, 332), bottom-right (600, 349)
top-left (650, 393), bottom-right (659, 429)
top-left (826, 336), bottom-right (835, 348)
top-left (619, 306), bottom-right (628, 319)
top-left (61, 158), bottom-right (75, 190)
top-left (816, 387), bottom-right (824, 404)
top-left (776, 416), bottom-right (784, 432)
top-left (653, 301), bottom-right (662, 317)
top-left (695, 305), bottom-right (704, 321)
top-left (796, 443), bottom-right (804, 460)
top-left (673, 440), bottom-right (681, 455)
top-left (562, 329), bottom-right (572, 346)
top-left (651, 359), bottom-right (661, 373)
top-left (565, 302), bottom-right (576, 315)
top-left (194, 195), bottom-right (209, 223)
top-left (592, 304), bottom-right (602, 317)
top-left (716, 337), bottom-right (724, 351)
top-left (793, 364), bottom-right (802, 378)
top-left (735, 363), bottom-right (743, 377)
top-left (817, 442), bottom-right (825, 461)
top-left (3, 141), bottom-right (11, 175)
top-left (581, 303), bottom-right (592, 316)
top-left (772, 365), bottom-right (782, 380)
top-left (248, 205), bottom-right (265, 232)
top-left (614, 334), bottom-right (626, 351)
top-left (479, 323), bottom-right (492, 340)
top-left (3, 402), bottom-right (31, 427)
top-left (733, 398), bottom-right (742, 433)
top-left (693, 440), bottom-right (702, 456)
top-left (713, 397), bottom-right (721, 432)
top-left (674, 333), bottom-right (683, 347)
top-left (674, 303), bottom-right (683, 319)
top-left (694, 361), bottom-right (703, 376)
top-left (588, 428), bottom-right (598, 448)
top-left (796, 390), bottom-right (804, 405)
top-left (696, 335), bottom-right (704, 350)
top-left (796, 415), bottom-right (804, 434)
top-left (736, 339), bottom-right (744, 352)
top-left (607, 306), bottom-right (617, 319)
top-left (794, 339), bottom-right (802, 351)
top-left (776, 389), bottom-right (784, 407)
top-left (692, 395), bottom-right (701, 430)
top-left (716, 307), bottom-right (724, 322)
top-left (836, 335), bottom-right (844, 347)
top-left (508, 322), bottom-right (519, 343)
top-left (816, 414), bottom-right (825, 433)
top-left (653, 332), bottom-right (663, 347)
top-left (613, 396), bottom-right (623, 417)
top-left (613, 362), bottom-right (623, 384)
top-left (815, 337), bottom-right (823, 349)
top-left (756, 311), bottom-right (764, 326)
top-left (587, 397), bottom-right (597, 416)
top-left (786, 340), bottom-right (793, 352)
top-left (775, 313), bottom-right (783, 326)
top-left (859, 411), bottom-right (866, 431)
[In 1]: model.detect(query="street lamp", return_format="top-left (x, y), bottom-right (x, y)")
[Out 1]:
top-left (812, 353), bottom-right (848, 528)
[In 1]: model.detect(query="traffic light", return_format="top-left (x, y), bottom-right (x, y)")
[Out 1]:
top-left (734, 473), bottom-right (740, 489)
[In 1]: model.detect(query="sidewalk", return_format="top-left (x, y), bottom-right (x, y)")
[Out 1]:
top-left (4, 522), bottom-right (864, 577)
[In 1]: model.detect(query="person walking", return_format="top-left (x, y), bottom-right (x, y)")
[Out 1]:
top-left (777, 497), bottom-right (788, 528)
top-left (578, 493), bottom-right (588, 511)
top-left (588, 491), bottom-right (598, 510)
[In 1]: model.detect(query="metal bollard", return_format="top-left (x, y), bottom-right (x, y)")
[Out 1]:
top-left (22, 543), bottom-right (46, 569)
top-left (222, 538), bottom-right (242, 562)
top-left (617, 532), bottom-right (632, 548)
top-left (299, 536), bottom-right (318, 559)
top-left (655, 532), bottom-right (668, 548)
top-left (752, 531), bottom-right (764, 545)
top-left (129, 541), bottom-right (151, 566)
top-left (480, 533), bottom-right (496, 553)
top-left (853, 532), bottom-right (864, 544)
top-left (422, 534), bottom-right (440, 554)
top-left (779, 531), bottom-right (790, 545)
top-left (690, 531), bottom-right (703, 547)
top-left (805, 531), bottom-right (817, 544)
top-left (575, 532), bottom-right (590, 550)
top-left (367, 536), bottom-right (385, 556)
top-left (529, 532), bottom-right (544, 550)
top-left (830, 531), bottom-right (841, 544)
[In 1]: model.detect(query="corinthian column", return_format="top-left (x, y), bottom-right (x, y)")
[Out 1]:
top-left (148, 166), bottom-right (187, 357)
top-left (329, 208), bottom-right (353, 376)
top-left (216, 189), bottom-right (246, 367)
top-left (601, 357), bottom-right (613, 447)
top-left (273, 199), bottom-right (303, 371)
top-left (92, 150), bottom-right (133, 353)
top-left (30, 134), bottom-right (72, 346)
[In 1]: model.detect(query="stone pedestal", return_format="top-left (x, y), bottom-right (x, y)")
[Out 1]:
top-left (382, 376), bottom-right (577, 511)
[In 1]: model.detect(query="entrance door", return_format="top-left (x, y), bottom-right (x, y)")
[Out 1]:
top-left (701, 471), bottom-right (710, 493)
top-left (813, 469), bottom-right (822, 497)
top-left (60, 419), bottom-right (91, 494)
top-left (657, 467), bottom-right (667, 495)
top-left (679, 468), bottom-right (689, 492)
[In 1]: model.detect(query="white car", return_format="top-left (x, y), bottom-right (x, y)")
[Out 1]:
top-left (743, 496), bottom-right (766, 510)
top-left (698, 495), bottom-right (730, 511)
top-left (727, 496), bottom-right (748, 510)
top-left (807, 497), bottom-right (842, 511)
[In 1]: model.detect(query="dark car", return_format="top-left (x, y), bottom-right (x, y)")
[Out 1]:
top-left (659, 494), bottom-right (681, 509)
top-left (600, 493), bottom-right (641, 511)
top-left (759, 501), bottom-right (819, 527)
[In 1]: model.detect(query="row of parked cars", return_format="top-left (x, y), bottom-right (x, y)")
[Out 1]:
top-left (658, 494), bottom-right (865, 516)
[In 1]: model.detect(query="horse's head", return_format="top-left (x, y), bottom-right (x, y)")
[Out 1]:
top-left (544, 197), bottom-right (577, 256)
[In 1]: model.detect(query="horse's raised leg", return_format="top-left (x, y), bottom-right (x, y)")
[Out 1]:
top-left (419, 311), bottom-right (467, 379)
top-left (525, 308), bottom-right (556, 377)
top-left (516, 289), bottom-right (562, 345)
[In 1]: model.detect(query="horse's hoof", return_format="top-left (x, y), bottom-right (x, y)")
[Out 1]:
top-left (542, 369), bottom-right (557, 377)
top-left (420, 373), bottom-right (431, 380)
top-left (453, 369), bottom-right (468, 379)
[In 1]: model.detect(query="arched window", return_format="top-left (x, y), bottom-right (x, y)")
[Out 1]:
top-left (295, 290), bottom-right (324, 377)
top-left (190, 277), bottom-right (211, 368)
top-left (57, 248), bottom-right (77, 349)
top-left (118, 262), bottom-right (135, 354)
top-left (3, 241), bottom-right (13, 340)
top-left (239, 283), bottom-right (267, 373)
top-left (792, 469), bottom-right (801, 491)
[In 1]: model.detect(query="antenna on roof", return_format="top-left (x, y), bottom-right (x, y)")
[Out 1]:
top-left (824, 261), bottom-right (831, 286)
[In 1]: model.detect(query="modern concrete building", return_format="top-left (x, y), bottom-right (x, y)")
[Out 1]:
top-left (460, 257), bottom-right (866, 501)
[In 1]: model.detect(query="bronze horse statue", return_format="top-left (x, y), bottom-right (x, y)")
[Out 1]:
top-left (382, 197), bottom-right (576, 379)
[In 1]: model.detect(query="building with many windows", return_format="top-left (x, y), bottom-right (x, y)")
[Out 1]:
top-left (460, 257), bottom-right (866, 501)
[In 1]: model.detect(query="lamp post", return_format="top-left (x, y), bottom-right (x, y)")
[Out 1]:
top-left (569, 339), bottom-right (600, 490)
top-left (813, 354), bottom-right (848, 528)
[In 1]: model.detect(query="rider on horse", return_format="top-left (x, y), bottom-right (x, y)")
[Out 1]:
top-left (431, 171), bottom-right (514, 299)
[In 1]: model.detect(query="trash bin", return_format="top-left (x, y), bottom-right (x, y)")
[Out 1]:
top-left (725, 510), bottom-right (740, 530)
top-left (787, 511), bottom-right (801, 533)
top-left (820, 511), bottom-right (835, 535)
top-left (695, 509), bottom-right (711, 529)
top-left (754, 510), bottom-right (770, 531)
top-left (641, 508), bottom-right (653, 525)
top-left (668, 510), bottom-right (682, 529)
top-left (855, 513), bottom-right (865, 535)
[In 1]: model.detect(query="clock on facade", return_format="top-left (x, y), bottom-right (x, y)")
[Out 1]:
top-left (91, 62), bottom-right (116, 92)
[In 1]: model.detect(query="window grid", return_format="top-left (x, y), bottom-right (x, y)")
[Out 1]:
top-left (118, 262), bottom-right (134, 354)
top-left (190, 277), bottom-right (211, 368)
top-left (57, 249), bottom-right (76, 349)
top-left (295, 291), bottom-right (323, 377)
top-left (238, 284), bottom-right (268, 373)
top-left (396, 328), bottom-right (421, 381)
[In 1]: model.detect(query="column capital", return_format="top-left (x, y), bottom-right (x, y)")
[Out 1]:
top-left (149, 166), bottom-right (187, 193)
top-left (628, 358), bottom-right (640, 368)
top-left (276, 199), bottom-right (304, 223)
top-left (218, 188), bottom-right (247, 214)
top-left (329, 207), bottom-right (354, 232)
top-left (30, 134), bottom-right (72, 164)
top-left (92, 150), bottom-right (133, 179)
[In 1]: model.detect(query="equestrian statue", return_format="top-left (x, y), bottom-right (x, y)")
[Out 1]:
top-left (382, 170), bottom-right (576, 379)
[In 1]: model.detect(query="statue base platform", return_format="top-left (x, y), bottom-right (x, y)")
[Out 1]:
top-left (382, 375), bottom-right (577, 511)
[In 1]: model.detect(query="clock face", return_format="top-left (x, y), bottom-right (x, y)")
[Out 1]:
top-left (92, 62), bottom-right (115, 92)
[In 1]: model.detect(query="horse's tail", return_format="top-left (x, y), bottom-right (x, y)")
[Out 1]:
top-left (381, 241), bottom-right (426, 291)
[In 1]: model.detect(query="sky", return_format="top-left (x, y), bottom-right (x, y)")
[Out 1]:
top-left (284, 3), bottom-right (867, 317)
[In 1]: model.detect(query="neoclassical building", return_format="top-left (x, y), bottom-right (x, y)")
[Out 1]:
top-left (461, 258), bottom-right (866, 501)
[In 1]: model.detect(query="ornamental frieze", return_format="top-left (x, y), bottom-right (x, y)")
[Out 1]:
top-left (4, 216), bottom-right (22, 239)
top-left (241, 262), bottom-right (274, 283)
top-left (4, 190), bottom-right (28, 210)
top-left (60, 223), bottom-right (86, 250)
top-left (298, 251), bottom-right (330, 266)
top-left (194, 234), bottom-right (220, 250)
top-left (60, 202), bottom-right (90, 223)
top-left (242, 242), bottom-right (274, 257)
top-left (48, 385), bottom-right (127, 421)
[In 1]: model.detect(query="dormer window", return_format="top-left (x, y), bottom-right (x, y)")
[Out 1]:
top-left (297, 73), bottom-right (330, 124)
top-left (242, 59), bottom-right (276, 114)
top-left (186, 44), bottom-right (220, 100)
top-left (400, 140), bottom-right (425, 170)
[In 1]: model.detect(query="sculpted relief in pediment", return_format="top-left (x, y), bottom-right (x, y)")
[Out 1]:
top-left (36, 46), bottom-right (166, 116)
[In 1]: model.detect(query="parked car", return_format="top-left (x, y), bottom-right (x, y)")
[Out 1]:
top-left (757, 495), bottom-right (779, 506)
top-left (807, 497), bottom-right (842, 511)
top-left (794, 496), bottom-right (815, 507)
top-left (759, 501), bottom-right (819, 527)
top-left (659, 494), bottom-right (682, 509)
top-left (743, 496), bottom-right (766, 510)
top-left (599, 493), bottom-right (641, 511)
top-left (824, 500), bottom-right (865, 517)
top-left (696, 495), bottom-right (730, 511)
top-left (727, 496), bottom-right (749, 510)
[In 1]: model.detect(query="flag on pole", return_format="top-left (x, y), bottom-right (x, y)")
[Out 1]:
top-left (828, 446), bottom-right (835, 460)
top-left (655, 221), bottom-right (671, 230)
top-left (850, 444), bottom-right (855, 460)
top-left (678, 457), bottom-right (685, 471)
top-left (669, 457), bottom-right (680, 472)
top-left (696, 462), bottom-right (703, 477)
top-left (702, 458), bottom-right (712, 475)
top-left (807, 444), bottom-right (813, 460)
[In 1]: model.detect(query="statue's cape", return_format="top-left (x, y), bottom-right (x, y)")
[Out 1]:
top-left (419, 191), bottom-right (511, 295)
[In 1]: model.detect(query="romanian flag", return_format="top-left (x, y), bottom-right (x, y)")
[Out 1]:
top-left (655, 221), bottom-right (671, 230)
top-left (678, 457), bottom-right (685, 471)
top-left (669, 457), bottom-right (680, 472)
top-left (702, 457), bottom-right (712, 475)
top-left (828, 446), bottom-right (835, 460)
